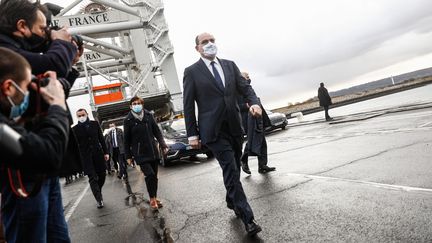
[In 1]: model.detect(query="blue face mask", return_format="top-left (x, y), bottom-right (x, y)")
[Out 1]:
top-left (132, 104), bottom-right (143, 113)
top-left (7, 81), bottom-right (29, 119)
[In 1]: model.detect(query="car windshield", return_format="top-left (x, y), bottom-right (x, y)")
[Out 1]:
top-left (160, 119), bottom-right (186, 133)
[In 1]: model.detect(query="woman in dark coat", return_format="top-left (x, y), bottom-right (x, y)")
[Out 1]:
top-left (123, 96), bottom-right (168, 209)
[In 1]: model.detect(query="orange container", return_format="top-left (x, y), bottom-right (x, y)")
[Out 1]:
top-left (93, 83), bottom-right (124, 105)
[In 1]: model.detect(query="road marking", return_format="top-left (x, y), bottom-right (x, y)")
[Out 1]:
top-left (65, 184), bottom-right (90, 222)
top-left (287, 173), bottom-right (432, 193)
top-left (419, 121), bottom-right (432, 128)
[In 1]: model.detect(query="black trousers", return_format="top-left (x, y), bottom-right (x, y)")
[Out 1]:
top-left (112, 148), bottom-right (128, 179)
top-left (88, 172), bottom-right (106, 202)
top-left (241, 137), bottom-right (268, 168)
top-left (139, 160), bottom-right (159, 198)
top-left (324, 106), bottom-right (330, 119)
top-left (206, 128), bottom-right (255, 225)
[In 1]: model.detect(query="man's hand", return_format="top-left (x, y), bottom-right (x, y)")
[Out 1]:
top-left (189, 138), bottom-right (201, 149)
top-left (163, 147), bottom-right (169, 155)
top-left (50, 27), bottom-right (72, 42)
top-left (249, 104), bottom-right (262, 117)
top-left (127, 159), bottom-right (132, 165)
top-left (30, 71), bottom-right (66, 110)
top-left (104, 154), bottom-right (110, 161)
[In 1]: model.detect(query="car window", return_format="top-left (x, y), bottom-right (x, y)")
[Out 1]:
top-left (159, 119), bottom-right (186, 133)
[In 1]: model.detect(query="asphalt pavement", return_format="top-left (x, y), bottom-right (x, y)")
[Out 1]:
top-left (63, 103), bottom-right (432, 242)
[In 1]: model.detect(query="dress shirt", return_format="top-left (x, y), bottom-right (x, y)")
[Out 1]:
top-left (112, 129), bottom-right (118, 148)
top-left (201, 57), bottom-right (225, 87)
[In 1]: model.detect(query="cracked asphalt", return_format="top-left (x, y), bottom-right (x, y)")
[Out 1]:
top-left (63, 102), bottom-right (432, 242)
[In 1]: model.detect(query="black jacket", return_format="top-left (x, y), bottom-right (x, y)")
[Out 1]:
top-left (123, 110), bottom-right (167, 164)
top-left (72, 120), bottom-right (108, 175)
top-left (0, 33), bottom-right (77, 78)
top-left (105, 127), bottom-right (125, 154)
top-left (318, 86), bottom-right (332, 107)
top-left (183, 58), bottom-right (259, 144)
top-left (237, 93), bottom-right (269, 156)
top-left (0, 33), bottom-right (83, 177)
top-left (0, 105), bottom-right (69, 172)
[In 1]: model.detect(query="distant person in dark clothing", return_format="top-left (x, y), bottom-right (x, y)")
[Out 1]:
top-left (106, 123), bottom-right (128, 180)
top-left (318, 82), bottom-right (333, 121)
top-left (124, 96), bottom-right (168, 210)
top-left (238, 72), bottom-right (276, 174)
top-left (72, 109), bottom-right (109, 209)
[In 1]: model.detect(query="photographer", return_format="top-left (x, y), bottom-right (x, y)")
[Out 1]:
top-left (0, 0), bottom-right (77, 78)
top-left (0, 48), bottom-right (71, 242)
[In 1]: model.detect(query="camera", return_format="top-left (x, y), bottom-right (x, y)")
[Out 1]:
top-left (31, 74), bottom-right (50, 87)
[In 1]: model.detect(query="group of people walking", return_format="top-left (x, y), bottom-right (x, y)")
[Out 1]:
top-left (73, 31), bottom-right (280, 237)
top-left (72, 96), bottom-right (168, 210)
top-left (0, 1), bottom-right (329, 238)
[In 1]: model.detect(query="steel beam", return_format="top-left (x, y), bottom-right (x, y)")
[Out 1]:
top-left (83, 44), bottom-right (124, 59)
top-left (57, 0), bottom-right (83, 16)
top-left (81, 35), bottom-right (131, 54)
top-left (91, 0), bottom-right (141, 17)
top-left (69, 20), bottom-right (146, 35)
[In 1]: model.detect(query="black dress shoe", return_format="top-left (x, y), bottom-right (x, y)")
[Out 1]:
top-left (258, 165), bottom-right (276, 174)
top-left (97, 200), bottom-right (104, 209)
top-left (245, 220), bottom-right (262, 236)
top-left (242, 162), bottom-right (251, 174)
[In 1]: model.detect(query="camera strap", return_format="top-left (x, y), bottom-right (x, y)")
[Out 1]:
top-left (6, 168), bottom-right (44, 198)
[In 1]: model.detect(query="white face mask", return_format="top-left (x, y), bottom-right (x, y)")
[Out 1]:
top-left (78, 116), bottom-right (87, 123)
top-left (202, 42), bottom-right (217, 57)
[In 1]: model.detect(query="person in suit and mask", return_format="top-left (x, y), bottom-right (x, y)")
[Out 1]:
top-left (183, 32), bottom-right (263, 236)
top-left (237, 72), bottom-right (276, 174)
top-left (72, 109), bottom-right (109, 208)
top-left (106, 122), bottom-right (128, 181)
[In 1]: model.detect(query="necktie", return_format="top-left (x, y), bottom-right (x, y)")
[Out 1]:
top-left (210, 61), bottom-right (224, 91)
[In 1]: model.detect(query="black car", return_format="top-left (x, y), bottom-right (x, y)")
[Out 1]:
top-left (158, 118), bottom-right (213, 166)
top-left (265, 110), bottom-right (288, 132)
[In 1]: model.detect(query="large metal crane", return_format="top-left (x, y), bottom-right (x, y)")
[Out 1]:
top-left (54, 0), bottom-right (182, 128)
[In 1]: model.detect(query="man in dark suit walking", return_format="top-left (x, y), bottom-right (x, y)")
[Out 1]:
top-left (105, 123), bottom-right (128, 181)
top-left (72, 109), bottom-right (109, 208)
top-left (318, 82), bottom-right (333, 121)
top-left (183, 32), bottom-right (263, 236)
top-left (238, 72), bottom-right (276, 174)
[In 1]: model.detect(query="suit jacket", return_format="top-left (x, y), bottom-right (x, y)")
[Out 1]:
top-left (183, 58), bottom-right (259, 144)
top-left (72, 120), bottom-right (108, 175)
top-left (105, 127), bottom-right (125, 154)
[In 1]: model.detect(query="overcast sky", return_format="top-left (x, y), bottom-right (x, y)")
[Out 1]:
top-left (45, 0), bottom-right (432, 109)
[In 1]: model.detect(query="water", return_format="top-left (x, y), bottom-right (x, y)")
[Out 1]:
top-left (289, 84), bottom-right (432, 123)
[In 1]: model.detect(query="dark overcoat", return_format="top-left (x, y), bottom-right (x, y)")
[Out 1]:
top-left (123, 110), bottom-right (167, 164)
top-left (318, 86), bottom-right (332, 107)
top-left (72, 120), bottom-right (108, 175)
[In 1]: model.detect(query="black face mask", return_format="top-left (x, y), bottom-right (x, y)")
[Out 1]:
top-left (25, 32), bottom-right (48, 52)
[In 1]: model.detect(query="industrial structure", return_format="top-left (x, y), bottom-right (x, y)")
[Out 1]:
top-left (53, 0), bottom-right (182, 127)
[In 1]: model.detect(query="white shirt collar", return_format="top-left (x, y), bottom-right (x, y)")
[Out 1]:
top-left (201, 57), bottom-right (220, 68)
